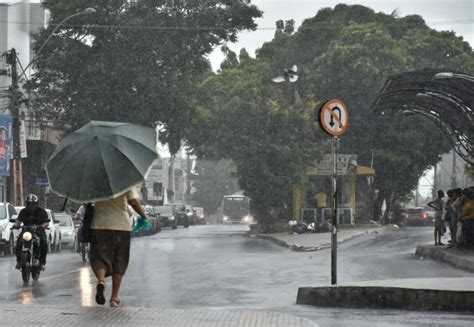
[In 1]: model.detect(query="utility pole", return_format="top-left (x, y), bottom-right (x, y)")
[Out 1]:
top-left (185, 151), bottom-right (191, 202)
top-left (451, 150), bottom-right (457, 189)
top-left (432, 163), bottom-right (438, 199)
top-left (7, 48), bottom-right (23, 206)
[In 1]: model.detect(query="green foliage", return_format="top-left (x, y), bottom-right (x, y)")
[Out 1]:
top-left (466, 164), bottom-right (474, 177)
top-left (189, 61), bottom-right (321, 232)
top-left (193, 4), bottom-right (473, 227)
top-left (191, 160), bottom-right (239, 214)
top-left (28, 0), bottom-right (261, 154)
top-left (220, 46), bottom-right (239, 70)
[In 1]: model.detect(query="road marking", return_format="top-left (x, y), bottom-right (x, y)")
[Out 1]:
top-left (40, 268), bottom-right (83, 281)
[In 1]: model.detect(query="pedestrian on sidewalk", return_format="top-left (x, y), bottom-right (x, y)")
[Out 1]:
top-left (445, 189), bottom-right (459, 248)
top-left (90, 188), bottom-right (148, 308)
top-left (428, 190), bottom-right (445, 246)
top-left (455, 187), bottom-right (474, 248)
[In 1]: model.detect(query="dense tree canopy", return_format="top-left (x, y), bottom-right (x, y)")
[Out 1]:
top-left (191, 4), bottom-right (473, 227)
top-left (29, 0), bottom-right (261, 154)
top-left (189, 59), bottom-right (321, 231)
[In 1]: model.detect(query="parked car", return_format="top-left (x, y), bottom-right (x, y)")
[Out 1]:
top-left (46, 209), bottom-right (62, 253)
top-left (193, 207), bottom-right (207, 225)
top-left (143, 205), bottom-right (161, 234)
top-left (154, 205), bottom-right (178, 229)
top-left (55, 212), bottom-right (76, 248)
top-left (128, 205), bottom-right (161, 237)
top-left (403, 207), bottom-right (434, 226)
top-left (0, 203), bottom-right (19, 256)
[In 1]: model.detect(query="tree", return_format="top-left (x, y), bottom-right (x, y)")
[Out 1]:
top-left (28, 0), bottom-right (262, 154)
top-left (252, 4), bottom-right (473, 221)
top-left (191, 160), bottom-right (239, 214)
top-left (189, 61), bottom-right (321, 232)
top-left (220, 45), bottom-right (239, 70)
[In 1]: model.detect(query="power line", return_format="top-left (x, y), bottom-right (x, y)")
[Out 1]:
top-left (0, 19), bottom-right (472, 31)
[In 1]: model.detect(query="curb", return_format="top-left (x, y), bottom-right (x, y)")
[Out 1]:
top-left (253, 226), bottom-right (393, 252)
top-left (415, 245), bottom-right (474, 272)
top-left (296, 286), bottom-right (474, 312)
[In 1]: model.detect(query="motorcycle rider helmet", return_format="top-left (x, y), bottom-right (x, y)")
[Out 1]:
top-left (25, 194), bottom-right (39, 206)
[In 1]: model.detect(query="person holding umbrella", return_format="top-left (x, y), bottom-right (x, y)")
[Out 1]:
top-left (46, 121), bottom-right (158, 307)
top-left (91, 188), bottom-right (148, 307)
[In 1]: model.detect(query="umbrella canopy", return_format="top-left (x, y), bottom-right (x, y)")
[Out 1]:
top-left (46, 121), bottom-right (158, 202)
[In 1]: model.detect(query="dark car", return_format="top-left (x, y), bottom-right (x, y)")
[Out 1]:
top-left (154, 205), bottom-right (178, 229)
top-left (169, 204), bottom-right (191, 228)
top-left (403, 207), bottom-right (434, 226)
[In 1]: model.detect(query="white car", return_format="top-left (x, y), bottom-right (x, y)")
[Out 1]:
top-left (46, 209), bottom-right (62, 253)
top-left (0, 203), bottom-right (19, 256)
top-left (54, 212), bottom-right (76, 249)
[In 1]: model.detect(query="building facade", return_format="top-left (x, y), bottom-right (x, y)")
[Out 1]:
top-left (0, 1), bottom-right (60, 207)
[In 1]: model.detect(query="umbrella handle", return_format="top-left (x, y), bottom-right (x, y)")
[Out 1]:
top-left (61, 198), bottom-right (68, 212)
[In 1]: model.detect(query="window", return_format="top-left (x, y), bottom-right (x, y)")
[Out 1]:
top-left (7, 204), bottom-right (16, 218)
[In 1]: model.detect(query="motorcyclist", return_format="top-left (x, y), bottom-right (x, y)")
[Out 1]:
top-left (14, 194), bottom-right (50, 270)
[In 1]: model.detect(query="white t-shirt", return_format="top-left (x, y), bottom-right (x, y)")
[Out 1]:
top-left (91, 189), bottom-right (139, 231)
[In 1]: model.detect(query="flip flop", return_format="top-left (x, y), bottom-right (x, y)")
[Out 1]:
top-left (110, 297), bottom-right (123, 308)
top-left (95, 280), bottom-right (106, 305)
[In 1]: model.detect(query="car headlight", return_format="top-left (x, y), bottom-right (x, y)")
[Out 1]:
top-left (223, 216), bottom-right (229, 222)
top-left (242, 215), bottom-right (253, 223)
top-left (170, 216), bottom-right (175, 220)
top-left (22, 232), bottom-right (32, 241)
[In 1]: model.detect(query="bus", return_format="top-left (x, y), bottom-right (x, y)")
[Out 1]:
top-left (221, 194), bottom-right (253, 224)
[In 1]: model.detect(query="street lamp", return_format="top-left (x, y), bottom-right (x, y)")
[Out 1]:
top-left (10, 7), bottom-right (96, 205)
top-left (20, 7), bottom-right (96, 79)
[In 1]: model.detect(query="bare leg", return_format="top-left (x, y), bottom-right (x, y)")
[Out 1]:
top-left (93, 267), bottom-right (106, 281)
top-left (110, 273), bottom-right (123, 307)
top-left (452, 223), bottom-right (457, 245)
top-left (93, 268), bottom-right (106, 305)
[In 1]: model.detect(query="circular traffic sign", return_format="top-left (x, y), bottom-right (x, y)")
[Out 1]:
top-left (319, 99), bottom-right (349, 137)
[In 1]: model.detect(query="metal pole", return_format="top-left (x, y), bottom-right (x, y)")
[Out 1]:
top-left (19, 8), bottom-right (96, 80)
top-left (451, 150), bottom-right (457, 189)
top-left (2, 176), bottom-right (6, 202)
top-left (331, 136), bottom-right (338, 285)
top-left (432, 163), bottom-right (438, 199)
top-left (9, 48), bottom-right (23, 206)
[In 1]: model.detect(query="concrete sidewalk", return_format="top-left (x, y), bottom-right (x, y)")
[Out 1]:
top-left (294, 236), bottom-right (474, 312)
top-left (254, 225), bottom-right (391, 251)
top-left (297, 277), bottom-right (474, 312)
top-left (0, 304), bottom-right (318, 327)
top-left (416, 245), bottom-right (474, 272)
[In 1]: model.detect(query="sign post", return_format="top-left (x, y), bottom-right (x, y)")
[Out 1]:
top-left (319, 99), bottom-right (349, 285)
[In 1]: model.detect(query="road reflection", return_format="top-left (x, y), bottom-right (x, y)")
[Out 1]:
top-left (21, 288), bottom-right (33, 305)
top-left (80, 267), bottom-right (93, 307)
top-left (21, 283), bottom-right (43, 305)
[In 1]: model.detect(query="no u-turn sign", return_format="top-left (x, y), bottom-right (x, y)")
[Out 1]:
top-left (319, 99), bottom-right (349, 137)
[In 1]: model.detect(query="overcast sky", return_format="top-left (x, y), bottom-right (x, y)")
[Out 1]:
top-left (208, 0), bottom-right (474, 70)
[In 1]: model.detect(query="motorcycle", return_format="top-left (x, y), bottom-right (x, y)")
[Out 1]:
top-left (288, 220), bottom-right (331, 234)
top-left (16, 225), bottom-right (43, 283)
top-left (78, 241), bottom-right (90, 263)
top-left (75, 222), bottom-right (90, 263)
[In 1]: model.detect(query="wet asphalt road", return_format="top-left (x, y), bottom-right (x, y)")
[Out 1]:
top-left (0, 225), bottom-right (472, 326)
